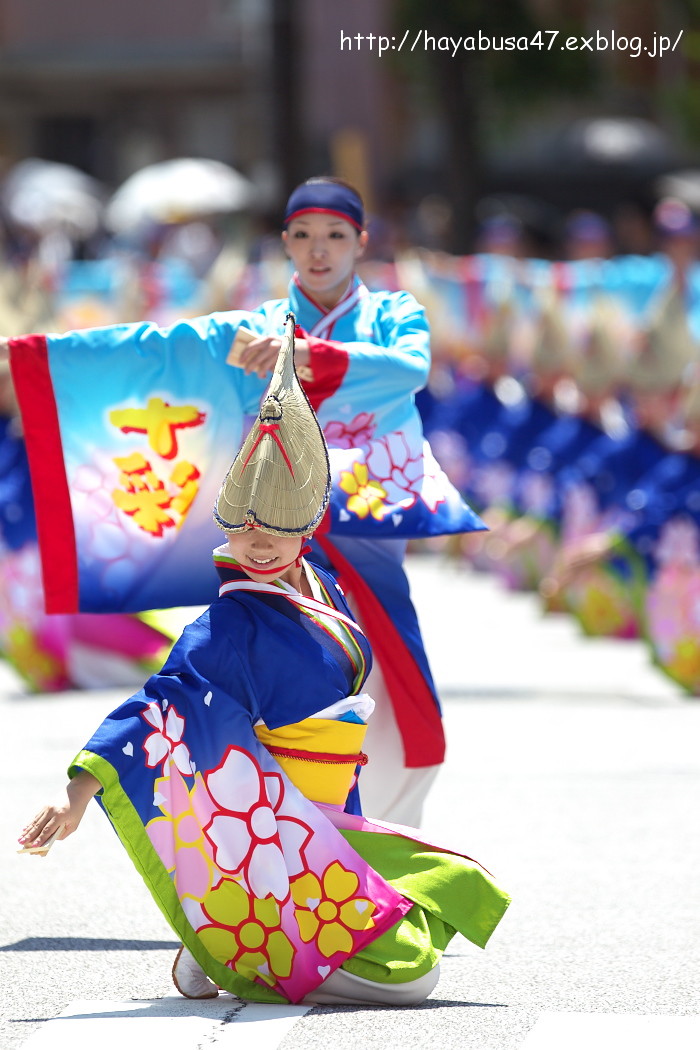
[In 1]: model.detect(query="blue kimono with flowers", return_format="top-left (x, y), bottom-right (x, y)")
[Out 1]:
top-left (69, 552), bottom-right (509, 1003)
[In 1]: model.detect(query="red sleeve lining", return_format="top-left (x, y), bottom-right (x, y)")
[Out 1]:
top-left (296, 326), bottom-right (349, 412)
top-left (9, 334), bottom-right (79, 613)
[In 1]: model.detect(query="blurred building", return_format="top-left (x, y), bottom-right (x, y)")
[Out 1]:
top-left (0, 0), bottom-right (273, 183)
top-left (0, 0), bottom-right (399, 209)
top-left (0, 0), bottom-right (696, 249)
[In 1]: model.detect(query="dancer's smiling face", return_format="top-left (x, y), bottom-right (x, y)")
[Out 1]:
top-left (226, 527), bottom-right (305, 585)
top-left (283, 213), bottom-right (368, 308)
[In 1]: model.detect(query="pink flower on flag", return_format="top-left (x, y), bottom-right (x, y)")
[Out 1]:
top-left (203, 746), bottom-right (313, 903)
top-left (324, 412), bottom-right (376, 450)
top-left (142, 702), bottom-right (193, 775)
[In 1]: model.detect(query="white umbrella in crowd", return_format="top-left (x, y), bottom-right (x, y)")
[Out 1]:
top-left (105, 157), bottom-right (256, 235)
top-left (656, 170), bottom-right (700, 213)
top-left (1, 157), bottom-right (106, 239)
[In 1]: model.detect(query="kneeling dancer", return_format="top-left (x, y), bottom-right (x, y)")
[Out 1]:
top-left (19, 316), bottom-right (509, 1006)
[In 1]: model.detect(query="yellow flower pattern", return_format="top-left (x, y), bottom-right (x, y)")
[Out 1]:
top-left (339, 462), bottom-right (388, 521)
top-left (292, 861), bottom-right (376, 958)
top-left (198, 878), bottom-right (295, 986)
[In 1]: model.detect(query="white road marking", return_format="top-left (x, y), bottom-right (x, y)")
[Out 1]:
top-left (520, 1011), bottom-right (700, 1049)
top-left (216, 1002), bottom-right (312, 1045)
top-left (20, 996), bottom-right (311, 1049)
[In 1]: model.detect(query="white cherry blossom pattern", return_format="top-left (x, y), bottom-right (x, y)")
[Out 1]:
top-left (141, 701), bottom-right (193, 775)
top-left (364, 433), bottom-right (445, 514)
top-left (203, 746), bottom-right (313, 903)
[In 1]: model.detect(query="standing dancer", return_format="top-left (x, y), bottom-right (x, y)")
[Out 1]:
top-left (227, 177), bottom-right (484, 824)
top-left (4, 178), bottom-right (483, 825)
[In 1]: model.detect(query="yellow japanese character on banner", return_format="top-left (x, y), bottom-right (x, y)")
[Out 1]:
top-left (112, 452), bottom-right (176, 537)
top-left (109, 398), bottom-right (205, 460)
top-left (112, 453), bottom-right (202, 537)
top-left (170, 461), bottom-right (201, 525)
top-left (109, 399), bottom-right (205, 536)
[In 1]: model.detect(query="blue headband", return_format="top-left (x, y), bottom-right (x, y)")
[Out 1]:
top-left (284, 182), bottom-right (364, 231)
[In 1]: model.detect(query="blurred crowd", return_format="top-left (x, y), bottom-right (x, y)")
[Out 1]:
top-left (1, 152), bottom-right (699, 697)
top-left (409, 198), bottom-right (700, 699)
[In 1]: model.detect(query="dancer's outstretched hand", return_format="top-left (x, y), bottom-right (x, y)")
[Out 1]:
top-left (17, 771), bottom-right (101, 856)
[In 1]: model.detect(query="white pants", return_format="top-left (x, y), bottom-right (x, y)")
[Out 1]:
top-left (354, 634), bottom-right (441, 827)
top-left (303, 963), bottom-right (441, 1006)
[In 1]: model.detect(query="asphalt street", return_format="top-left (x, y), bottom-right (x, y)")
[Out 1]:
top-left (2, 552), bottom-right (700, 1049)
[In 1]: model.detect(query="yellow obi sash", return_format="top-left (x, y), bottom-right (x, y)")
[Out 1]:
top-left (254, 717), bottom-right (368, 805)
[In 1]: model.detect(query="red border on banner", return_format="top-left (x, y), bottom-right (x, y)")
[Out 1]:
top-left (9, 335), bottom-right (79, 613)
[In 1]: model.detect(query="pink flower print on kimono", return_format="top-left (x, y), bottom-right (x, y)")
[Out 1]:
top-left (203, 746), bottom-right (314, 903)
top-left (653, 517), bottom-right (700, 570)
top-left (646, 567), bottom-right (700, 692)
top-left (142, 702), bottom-right (194, 776)
top-left (561, 482), bottom-right (600, 545)
top-left (646, 517), bottom-right (700, 693)
top-left (0, 544), bottom-right (45, 625)
top-left (597, 505), bottom-right (637, 537)
top-left (367, 433), bottom-right (445, 513)
top-left (146, 765), bottom-right (217, 902)
top-left (324, 412), bottom-right (376, 450)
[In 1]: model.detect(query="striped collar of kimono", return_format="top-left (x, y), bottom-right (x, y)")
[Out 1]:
top-left (219, 571), bottom-right (359, 631)
top-left (213, 549), bottom-right (368, 690)
top-left (291, 272), bottom-right (369, 339)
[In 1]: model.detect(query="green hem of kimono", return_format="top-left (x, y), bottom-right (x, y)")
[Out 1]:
top-left (337, 830), bottom-right (511, 985)
top-left (69, 750), bottom-right (286, 1003)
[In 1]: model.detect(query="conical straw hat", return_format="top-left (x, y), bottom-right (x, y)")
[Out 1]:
top-left (570, 296), bottom-right (629, 397)
top-left (214, 313), bottom-right (330, 536)
top-left (629, 282), bottom-right (697, 393)
top-left (530, 288), bottom-right (573, 377)
top-left (681, 366), bottom-right (700, 426)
